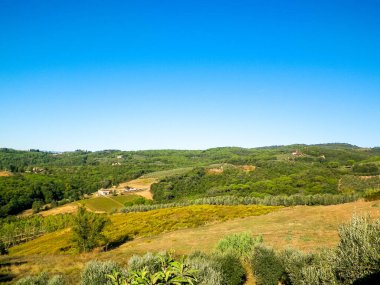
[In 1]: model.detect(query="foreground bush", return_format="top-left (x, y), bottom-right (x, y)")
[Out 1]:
top-left (81, 260), bottom-right (126, 285)
top-left (334, 215), bottom-right (380, 284)
top-left (212, 253), bottom-right (246, 285)
top-left (250, 215), bottom-right (380, 285)
top-left (215, 232), bottom-right (262, 260)
top-left (16, 273), bottom-right (66, 285)
top-left (188, 252), bottom-right (223, 285)
top-left (106, 253), bottom-right (197, 285)
top-left (127, 251), bottom-right (167, 275)
top-left (252, 245), bottom-right (285, 285)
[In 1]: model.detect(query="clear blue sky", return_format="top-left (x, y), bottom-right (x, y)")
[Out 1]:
top-left (1, 0), bottom-right (379, 151)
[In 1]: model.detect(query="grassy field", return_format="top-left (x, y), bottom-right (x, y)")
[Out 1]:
top-left (9, 204), bottom-right (280, 256)
top-left (141, 167), bottom-right (193, 179)
top-left (78, 194), bottom-right (143, 212)
top-left (3, 200), bottom-right (380, 283)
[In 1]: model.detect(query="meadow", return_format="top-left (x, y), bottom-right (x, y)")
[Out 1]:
top-left (2, 200), bottom-right (379, 284)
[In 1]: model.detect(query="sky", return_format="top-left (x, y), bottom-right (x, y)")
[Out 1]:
top-left (1, 0), bottom-right (379, 151)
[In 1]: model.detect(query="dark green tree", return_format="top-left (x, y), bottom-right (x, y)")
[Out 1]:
top-left (72, 207), bottom-right (109, 252)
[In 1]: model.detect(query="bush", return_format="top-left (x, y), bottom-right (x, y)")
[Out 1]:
top-left (252, 245), bottom-right (285, 285)
top-left (47, 275), bottom-right (66, 285)
top-left (334, 215), bottom-right (380, 284)
top-left (215, 232), bottom-right (262, 260)
top-left (188, 251), bottom-right (223, 285)
top-left (107, 253), bottom-right (197, 285)
top-left (16, 273), bottom-right (49, 285)
top-left (127, 252), bottom-right (166, 274)
top-left (212, 253), bottom-right (246, 285)
top-left (363, 188), bottom-right (380, 201)
top-left (279, 248), bottom-right (315, 285)
top-left (81, 260), bottom-right (126, 285)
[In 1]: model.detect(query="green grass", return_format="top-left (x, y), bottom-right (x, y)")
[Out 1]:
top-left (78, 195), bottom-right (143, 212)
top-left (142, 167), bottom-right (193, 179)
top-left (9, 204), bottom-right (281, 256)
top-left (110, 195), bottom-right (143, 204)
top-left (79, 197), bottom-right (121, 212)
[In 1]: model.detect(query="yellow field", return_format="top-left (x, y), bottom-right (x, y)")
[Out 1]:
top-left (4, 200), bottom-right (380, 284)
top-left (9, 204), bottom-right (280, 256)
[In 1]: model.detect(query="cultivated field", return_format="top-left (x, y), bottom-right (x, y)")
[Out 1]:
top-left (78, 194), bottom-right (142, 213)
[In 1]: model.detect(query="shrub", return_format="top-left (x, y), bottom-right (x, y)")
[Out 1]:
top-left (188, 251), bottom-right (223, 285)
top-left (212, 253), bottom-right (246, 285)
top-left (334, 215), bottom-right (380, 284)
top-left (251, 245), bottom-right (285, 285)
top-left (16, 273), bottom-right (49, 285)
top-left (81, 260), bottom-right (126, 285)
top-left (363, 188), bottom-right (380, 201)
top-left (215, 232), bottom-right (262, 260)
top-left (279, 248), bottom-right (315, 285)
top-left (47, 275), bottom-right (66, 285)
top-left (127, 252), bottom-right (167, 274)
top-left (107, 253), bottom-right (197, 285)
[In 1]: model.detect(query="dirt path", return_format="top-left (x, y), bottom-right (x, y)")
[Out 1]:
top-left (116, 177), bottom-right (157, 200)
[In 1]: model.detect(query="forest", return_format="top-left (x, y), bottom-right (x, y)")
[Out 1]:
top-left (1, 144), bottom-right (380, 216)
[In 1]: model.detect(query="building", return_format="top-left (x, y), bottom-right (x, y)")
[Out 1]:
top-left (97, 189), bottom-right (111, 196)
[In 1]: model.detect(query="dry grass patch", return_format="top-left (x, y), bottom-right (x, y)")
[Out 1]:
top-left (5, 201), bottom-right (380, 284)
top-left (117, 177), bottom-right (158, 200)
top-left (111, 200), bottom-right (380, 257)
top-left (9, 205), bottom-right (280, 257)
top-left (237, 165), bottom-right (256, 172)
top-left (0, 171), bottom-right (12, 177)
top-left (40, 203), bottom-right (79, 216)
top-left (206, 167), bottom-right (225, 174)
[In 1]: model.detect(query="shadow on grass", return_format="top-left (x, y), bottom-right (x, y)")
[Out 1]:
top-left (0, 273), bottom-right (14, 282)
top-left (0, 259), bottom-right (27, 283)
top-left (104, 235), bottom-right (133, 251)
top-left (353, 271), bottom-right (380, 285)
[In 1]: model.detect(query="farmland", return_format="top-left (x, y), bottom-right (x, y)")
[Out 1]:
top-left (1, 144), bottom-right (380, 284)
top-left (1, 200), bottom-right (379, 284)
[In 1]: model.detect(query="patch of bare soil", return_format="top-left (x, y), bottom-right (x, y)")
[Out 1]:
top-left (116, 178), bottom-right (157, 200)
top-left (0, 171), bottom-right (12, 177)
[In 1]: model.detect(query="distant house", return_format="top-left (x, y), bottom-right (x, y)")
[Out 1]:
top-left (124, 187), bottom-right (142, 192)
top-left (98, 189), bottom-right (111, 196)
top-left (292, 150), bottom-right (303, 157)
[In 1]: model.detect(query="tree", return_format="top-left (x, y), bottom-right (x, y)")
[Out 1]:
top-left (32, 200), bottom-right (44, 213)
top-left (72, 207), bottom-right (109, 252)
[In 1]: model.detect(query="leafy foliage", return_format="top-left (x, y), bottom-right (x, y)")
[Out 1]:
top-left (211, 253), bottom-right (246, 285)
top-left (16, 273), bottom-right (66, 285)
top-left (72, 207), bottom-right (109, 252)
top-left (215, 232), bottom-right (261, 260)
top-left (106, 253), bottom-right (197, 285)
top-left (1, 144), bottom-right (379, 216)
top-left (0, 214), bottom-right (72, 249)
top-left (334, 215), bottom-right (380, 284)
top-left (249, 215), bottom-right (380, 285)
top-left (81, 260), bottom-right (126, 285)
top-left (251, 245), bottom-right (286, 285)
